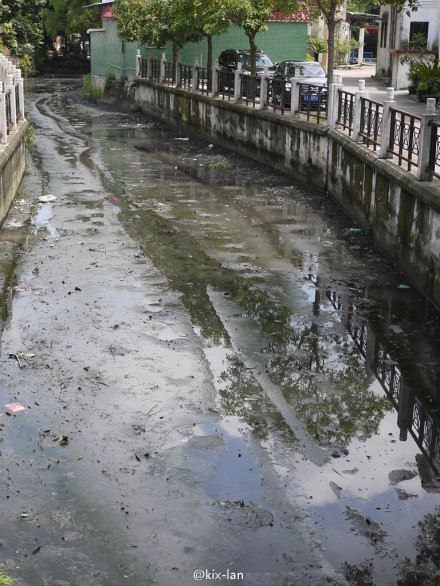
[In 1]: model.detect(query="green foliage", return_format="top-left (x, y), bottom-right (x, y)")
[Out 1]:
top-left (400, 34), bottom-right (440, 95)
top-left (0, 572), bottom-right (17, 586)
top-left (105, 71), bottom-right (116, 90)
top-left (334, 35), bottom-right (359, 63)
top-left (0, 0), bottom-right (45, 58)
top-left (19, 54), bottom-right (35, 77)
top-left (43, 0), bottom-right (101, 43)
top-left (82, 73), bottom-right (102, 99)
top-left (307, 37), bottom-right (328, 61)
top-left (25, 125), bottom-right (36, 151)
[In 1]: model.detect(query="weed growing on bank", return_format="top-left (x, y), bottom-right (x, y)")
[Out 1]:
top-left (82, 74), bottom-right (102, 99)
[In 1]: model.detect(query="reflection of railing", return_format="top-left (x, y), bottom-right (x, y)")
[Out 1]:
top-left (320, 277), bottom-right (440, 485)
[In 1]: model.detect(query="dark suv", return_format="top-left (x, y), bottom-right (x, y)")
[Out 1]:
top-left (218, 49), bottom-right (276, 77)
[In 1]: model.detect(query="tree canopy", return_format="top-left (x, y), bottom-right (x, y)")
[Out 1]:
top-left (0, 0), bottom-right (46, 58)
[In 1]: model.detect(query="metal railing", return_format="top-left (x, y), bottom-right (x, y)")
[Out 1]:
top-left (196, 67), bottom-right (210, 95)
top-left (164, 61), bottom-right (176, 86)
top-left (15, 84), bottom-right (20, 121)
top-left (297, 83), bottom-right (327, 123)
top-left (242, 75), bottom-right (261, 108)
top-left (360, 97), bottom-right (382, 150)
top-left (270, 78), bottom-right (291, 115)
top-left (428, 121), bottom-right (440, 180)
top-left (180, 63), bottom-right (192, 90)
top-left (135, 55), bottom-right (440, 183)
top-left (337, 90), bottom-right (355, 136)
top-left (388, 108), bottom-right (421, 172)
top-left (218, 69), bottom-right (234, 101)
top-left (5, 89), bottom-right (12, 134)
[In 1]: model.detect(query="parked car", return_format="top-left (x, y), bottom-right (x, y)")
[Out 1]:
top-left (271, 60), bottom-right (327, 109)
top-left (218, 49), bottom-right (277, 77)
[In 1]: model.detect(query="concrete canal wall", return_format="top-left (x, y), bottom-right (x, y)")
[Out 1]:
top-left (0, 119), bottom-right (28, 226)
top-left (130, 79), bottom-right (440, 306)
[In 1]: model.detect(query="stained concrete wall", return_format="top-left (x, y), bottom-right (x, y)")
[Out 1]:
top-left (134, 80), bottom-right (440, 307)
top-left (0, 120), bottom-right (28, 226)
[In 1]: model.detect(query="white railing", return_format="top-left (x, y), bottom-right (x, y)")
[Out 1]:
top-left (136, 51), bottom-right (440, 182)
top-left (0, 55), bottom-right (25, 145)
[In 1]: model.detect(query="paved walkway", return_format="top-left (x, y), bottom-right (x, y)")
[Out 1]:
top-left (336, 64), bottom-right (437, 116)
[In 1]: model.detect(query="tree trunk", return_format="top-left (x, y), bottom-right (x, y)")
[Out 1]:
top-left (249, 33), bottom-right (257, 77)
top-left (207, 35), bottom-right (212, 70)
top-left (173, 42), bottom-right (177, 63)
top-left (326, 9), bottom-right (336, 85)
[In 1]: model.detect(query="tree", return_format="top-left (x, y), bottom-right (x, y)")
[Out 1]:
top-left (0, 0), bottom-right (46, 58)
top-left (308, 37), bottom-right (327, 62)
top-left (234, 0), bottom-right (302, 76)
top-left (43, 0), bottom-right (102, 52)
top-left (114, 0), bottom-right (205, 62)
top-left (312, 0), bottom-right (420, 85)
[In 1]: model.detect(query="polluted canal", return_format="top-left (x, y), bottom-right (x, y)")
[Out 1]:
top-left (1, 76), bottom-right (440, 586)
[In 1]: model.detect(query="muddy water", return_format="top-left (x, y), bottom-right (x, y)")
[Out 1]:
top-left (1, 77), bottom-right (440, 585)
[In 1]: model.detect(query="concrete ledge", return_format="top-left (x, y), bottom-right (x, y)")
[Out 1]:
top-left (0, 119), bottom-right (28, 226)
top-left (134, 79), bottom-right (440, 307)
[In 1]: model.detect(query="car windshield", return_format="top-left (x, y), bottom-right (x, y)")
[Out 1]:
top-left (239, 53), bottom-right (273, 67)
top-left (286, 63), bottom-right (326, 78)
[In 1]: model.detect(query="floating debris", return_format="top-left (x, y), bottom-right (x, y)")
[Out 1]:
top-left (144, 303), bottom-right (164, 313)
top-left (38, 194), bottom-right (58, 203)
top-left (5, 403), bottom-right (27, 413)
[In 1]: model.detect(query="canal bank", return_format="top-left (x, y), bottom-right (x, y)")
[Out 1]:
top-left (131, 78), bottom-right (440, 310)
top-left (93, 69), bottom-right (440, 309)
top-left (0, 120), bottom-right (28, 226)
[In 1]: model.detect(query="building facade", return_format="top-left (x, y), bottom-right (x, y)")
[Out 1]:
top-left (377, 1), bottom-right (440, 90)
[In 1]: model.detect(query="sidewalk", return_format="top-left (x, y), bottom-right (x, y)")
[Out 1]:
top-left (337, 64), bottom-right (437, 116)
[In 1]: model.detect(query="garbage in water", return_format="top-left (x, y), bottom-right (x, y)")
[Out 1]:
top-left (349, 228), bottom-right (362, 232)
top-left (107, 194), bottom-right (121, 204)
top-left (144, 303), bottom-right (164, 313)
top-left (398, 284), bottom-right (410, 289)
top-left (5, 403), bottom-right (26, 413)
top-left (37, 194), bottom-right (57, 203)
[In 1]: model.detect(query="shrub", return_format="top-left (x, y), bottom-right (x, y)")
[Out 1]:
top-left (82, 73), bottom-right (102, 99)
top-left (105, 71), bottom-right (116, 90)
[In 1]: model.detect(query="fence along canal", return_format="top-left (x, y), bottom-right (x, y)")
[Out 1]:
top-left (137, 52), bottom-right (440, 182)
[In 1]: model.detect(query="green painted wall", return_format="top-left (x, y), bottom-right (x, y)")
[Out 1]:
top-left (90, 19), bottom-right (308, 79)
top-left (90, 19), bottom-right (139, 80)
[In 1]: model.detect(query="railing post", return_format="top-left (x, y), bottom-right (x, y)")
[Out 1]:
top-left (136, 49), bottom-right (141, 78)
top-left (14, 68), bottom-right (24, 122)
top-left (0, 84), bottom-right (7, 145)
top-left (327, 73), bottom-right (343, 128)
top-left (160, 52), bottom-right (166, 83)
top-left (417, 98), bottom-right (440, 181)
top-left (175, 55), bottom-right (181, 87)
top-left (290, 68), bottom-right (301, 117)
top-left (212, 59), bottom-right (219, 98)
top-left (234, 63), bottom-right (242, 103)
top-left (5, 74), bottom-right (16, 132)
top-left (353, 79), bottom-right (366, 141)
top-left (147, 50), bottom-right (153, 80)
top-left (379, 87), bottom-right (396, 159)
top-left (260, 66), bottom-right (269, 110)
top-left (193, 57), bottom-right (199, 92)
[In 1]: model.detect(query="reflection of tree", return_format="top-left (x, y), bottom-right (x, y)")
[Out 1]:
top-left (341, 560), bottom-right (374, 586)
top-left (220, 354), bottom-right (300, 445)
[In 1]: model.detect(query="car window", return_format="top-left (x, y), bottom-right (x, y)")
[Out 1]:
top-left (238, 53), bottom-right (251, 66)
top-left (256, 54), bottom-right (274, 67)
